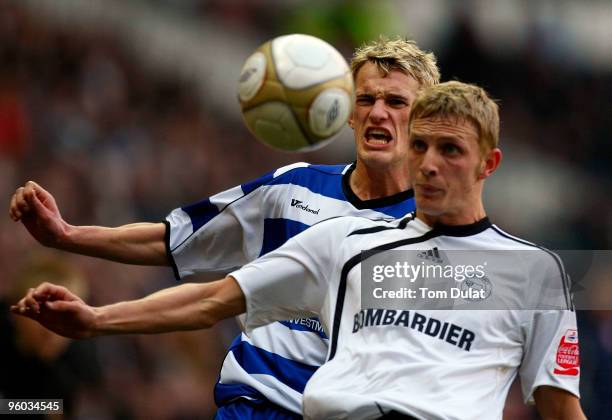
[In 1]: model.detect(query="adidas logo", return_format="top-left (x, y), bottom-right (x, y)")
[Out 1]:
top-left (291, 199), bottom-right (320, 215)
top-left (417, 247), bottom-right (443, 264)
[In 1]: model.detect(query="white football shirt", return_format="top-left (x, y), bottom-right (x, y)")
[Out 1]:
top-left (232, 215), bottom-right (579, 420)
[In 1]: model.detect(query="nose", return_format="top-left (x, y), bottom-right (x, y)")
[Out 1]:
top-left (419, 149), bottom-right (438, 178)
top-left (368, 98), bottom-right (388, 123)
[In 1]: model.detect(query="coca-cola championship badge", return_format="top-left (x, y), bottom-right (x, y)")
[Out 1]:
top-left (553, 329), bottom-right (580, 376)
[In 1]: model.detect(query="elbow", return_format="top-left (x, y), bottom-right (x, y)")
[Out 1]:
top-left (196, 300), bottom-right (229, 330)
top-left (197, 311), bottom-right (218, 330)
top-left (192, 277), bottom-right (245, 330)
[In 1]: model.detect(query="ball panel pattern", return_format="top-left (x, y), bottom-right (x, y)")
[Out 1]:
top-left (238, 51), bottom-right (267, 102)
top-left (238, 34), bottom-right (354, 151)
top-left (272, 34), bottom-right (349, 90)
top-left (242, 102), bottom-right (310, 151)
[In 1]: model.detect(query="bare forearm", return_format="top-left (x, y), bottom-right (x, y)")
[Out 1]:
top-left (534, 386), bottom-right (585, 420)
top-left (92, 278), bottom-right (245, 335)
top-left (60, 222), bottom-right (169, 266)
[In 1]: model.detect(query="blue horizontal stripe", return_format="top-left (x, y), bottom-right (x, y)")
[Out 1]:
top-left (181, 198), bottom-right (220, 232)
top-left (268, 165), bottom-right (346, 201)
top-left (260, 218), bottom-right (310, 257)
top-left (307, 164), bottom-right (347, 174)
top-left (214, 397), bottom-right (301, 419)
top-left (374, 198), bottom-right (416, 218)
top-left (214, 381), bottom-right (266, 407)
top-left (241, 171), bottom-right (275, 195)
top-left (227, 339), bottom-right (318, 394)
top-left (215, 335), bottom-right (266, 405)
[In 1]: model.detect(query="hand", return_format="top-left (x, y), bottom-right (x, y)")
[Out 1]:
top-left (9, 181), bottom-right (69, 247)
top-left (10, 282), bottom-right (98, 339)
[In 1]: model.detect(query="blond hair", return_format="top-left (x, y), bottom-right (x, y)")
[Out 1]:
top-left (409, 81), bottom-right (499, 153)
top-left (350, 36), bottom-right (440, 88)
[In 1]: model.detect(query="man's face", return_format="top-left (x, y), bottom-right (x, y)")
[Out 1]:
top-left (407, 116), bottom-right (494, 222)
top-left (350, 62), bottom-right (420, 171)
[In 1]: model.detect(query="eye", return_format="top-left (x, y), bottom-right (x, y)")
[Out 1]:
top-left (356, 95), bottom-right (374, 106)
top-left (387, 96), bottom-right (408, 108)
top-left (411, 139), bottom-right (427, 152)
top-left (441, 143), bottom-right (461, 155)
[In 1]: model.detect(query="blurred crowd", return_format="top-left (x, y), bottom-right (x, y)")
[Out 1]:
top-left (0, 1), bottom-right (610, 419)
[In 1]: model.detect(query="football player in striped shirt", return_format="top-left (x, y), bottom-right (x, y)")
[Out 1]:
top-left (9, 37), bottom-right (440, 419)
top-left (13, 81), bottom-right (586, 419)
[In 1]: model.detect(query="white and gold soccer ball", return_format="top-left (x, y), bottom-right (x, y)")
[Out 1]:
top-left (238, 34), bottom-right (354, 152)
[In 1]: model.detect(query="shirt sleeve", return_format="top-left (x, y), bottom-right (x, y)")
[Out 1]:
top-left (520, 249), bottom-right (580, 404)
top-left (230, 217), bottom-right (347, 333)
top-left (164, 167), bottom-right (283, 279)
top-left (519, 309), bottom-right (580, 404)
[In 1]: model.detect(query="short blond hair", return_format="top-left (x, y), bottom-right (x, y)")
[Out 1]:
top-left (409, 81), bottom-right (499, 153)
top-left (350, 36), bottom-right (440, 88)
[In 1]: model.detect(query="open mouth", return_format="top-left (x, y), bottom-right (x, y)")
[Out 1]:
top-left (365, 128), bottom-right (393, 145)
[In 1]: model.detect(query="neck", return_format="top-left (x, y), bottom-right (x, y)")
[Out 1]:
top-left (349, 161), bottom-right (411, 200)
top-left (416, 204), bottom-right (487, 227)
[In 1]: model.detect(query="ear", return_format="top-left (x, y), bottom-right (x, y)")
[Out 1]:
top-left (478, 148), bottom-right (502, 180)
top-left (348, 112), bottom-right (354, 129)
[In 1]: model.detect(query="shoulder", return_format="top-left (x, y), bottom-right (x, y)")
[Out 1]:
top-left (309, 215), bottom-right (398, 239)
top-left (241, 162), bottom-right (350, 193)
top-left (237, 162), bottom-right (333, 193)
top-left (486, 224), bottom-right (569, 288)
top-left (485, 224), bottom-right (540, 249)
top-left (487, 225), bottom-right (562, 259)
top-left (451, 223), bottom-right (573, 310)
top-left (299, 214), bottom-right (382, 234)
top-left (263, 163), bottom-right (353, 203)
top-left (272, 162), bottom-right (350, 179)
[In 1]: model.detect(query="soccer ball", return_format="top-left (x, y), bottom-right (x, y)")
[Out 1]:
top-left (238, 34), bottom-right (354, 152)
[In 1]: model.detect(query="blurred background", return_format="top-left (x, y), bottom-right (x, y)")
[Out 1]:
top-left (0, 0), bottom-right (610, 418)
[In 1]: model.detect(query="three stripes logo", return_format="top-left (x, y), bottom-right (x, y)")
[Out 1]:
top-left (417, 247), bottom-right (444, 264)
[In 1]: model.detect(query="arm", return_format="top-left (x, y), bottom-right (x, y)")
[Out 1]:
top-left (9, 181), bottom-right (168, 265)
top-left (10, 278), bottom-right (244, 339)
top-left (12, 215), bottom-right (350, 338)
top-left (534, 386), bottom-right (586, 420)
top-left (519, 256), bottom-right (582, 414)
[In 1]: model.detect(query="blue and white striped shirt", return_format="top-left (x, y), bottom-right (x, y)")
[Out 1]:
top-left (165, 162), bottom-right (415, 414)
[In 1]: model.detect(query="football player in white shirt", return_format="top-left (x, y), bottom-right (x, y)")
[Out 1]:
top-left (13, 81), bottom-right (585, 419)
top-left (9, 37), bottom-right (439, 419)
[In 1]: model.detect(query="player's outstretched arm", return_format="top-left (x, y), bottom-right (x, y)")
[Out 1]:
top-left (10, 278), bottom-right (245, 339)
top-left (534, 386), bottom-right (586, 420)
top-left (9, 181), bottom-right (168, 265)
